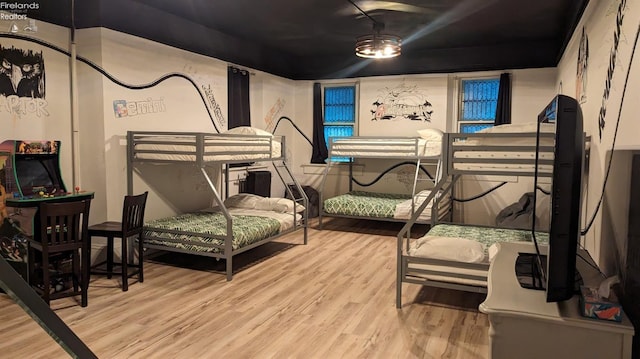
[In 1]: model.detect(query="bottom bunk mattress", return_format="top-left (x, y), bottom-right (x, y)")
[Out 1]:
top-left (413, 224), bottom-right (548, 255)
top-left (143, 209), bottom-right (296, 253)
top-left (405, 224), bottom-right (549, 287)
top-left (323, 190), bottom-right (443, 221)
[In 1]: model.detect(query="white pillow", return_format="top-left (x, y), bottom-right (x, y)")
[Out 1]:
top-left (411, 236), bottom-right (486, 263)
top-left (223, 193), bottom-right (305, 213)
top-left (417, 128), bottom-right (444, 141)
top-left (268, 197), bottom-right (306, 213)
top-left (223, 193), bottom-right (263, 209)
top-left (225, 126), bottom-right (273, 137)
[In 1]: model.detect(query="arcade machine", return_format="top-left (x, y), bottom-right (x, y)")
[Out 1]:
top-left (0, 140), bottom-right (92, 283)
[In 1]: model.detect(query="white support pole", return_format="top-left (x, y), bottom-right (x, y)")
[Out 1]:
top-left (69, 0), bottom-right (80, 191)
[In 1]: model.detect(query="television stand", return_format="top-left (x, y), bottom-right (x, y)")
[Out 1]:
top-left (480, 242), bottom-right (634, 359)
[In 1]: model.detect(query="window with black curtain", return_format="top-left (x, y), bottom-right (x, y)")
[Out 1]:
top-left (228, 66), bottom-right (251, 129)
top-left (228, 66), bottom-right (251, 167)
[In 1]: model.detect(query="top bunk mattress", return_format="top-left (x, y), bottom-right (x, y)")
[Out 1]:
top-left (129, 129), bottom-right (283, 163)
top-left (329, 136), bottom-right (441, 159)
top-left (446, 123), bottom-right (558, 176)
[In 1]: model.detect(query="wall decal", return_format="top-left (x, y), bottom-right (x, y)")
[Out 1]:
top-left (0, 33), bottom-right (224, 132)
top-left (370, 83), bottom-right (433, 122)
top-left (264, 98), bottom-right (285, 132)
top-left (0, 47), bottom-right (44, 98)
top-left (113, 98), bottom-right (166, 117)
top-left (576, 26), bottom-right (589, 104)
top-left (201, 84), bottom-right (226, 130)
top-left (0, 45), bottom-right (48, 118)
top-left (596, 0), bottom-right (627, 140)
top-left (182, 64), bottom-right (226, 130)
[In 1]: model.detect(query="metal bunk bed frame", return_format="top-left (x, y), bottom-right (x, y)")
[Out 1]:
top-left (126, 131), bottom-right (309, 281)
top-left (318, 136), bottom-right (450, 228)
top-left (396, 130), bottom-right (574, 308)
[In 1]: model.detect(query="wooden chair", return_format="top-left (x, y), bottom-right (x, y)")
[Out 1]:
top-left (27, 199), bottom-right (92, 307)
top-left (87, 192), bottom-right (148, 291)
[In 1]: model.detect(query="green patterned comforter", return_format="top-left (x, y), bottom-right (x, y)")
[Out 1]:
top-left (144, 212), bottom-right (281, 253)
top-left (427, 223), bottom-right (549, 253)
top-left (323, 191), bottom-right (410, 218)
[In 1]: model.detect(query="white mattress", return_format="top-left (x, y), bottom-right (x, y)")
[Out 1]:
top-left (330, 137), bottom-right (441, 158)
top-left (133, 135), bottom-right (282, 162)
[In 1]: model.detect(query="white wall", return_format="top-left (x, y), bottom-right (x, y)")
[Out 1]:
top-left (556, 0), bottom-right (640, 274)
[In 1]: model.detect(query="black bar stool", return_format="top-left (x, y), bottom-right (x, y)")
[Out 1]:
top-left (87, 192), bottom-right (147, 291)
top-left (27, 199), bottom-right (92, 306)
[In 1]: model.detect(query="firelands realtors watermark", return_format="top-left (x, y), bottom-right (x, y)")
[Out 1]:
top-left (0, 2), bottom-right (39, 20)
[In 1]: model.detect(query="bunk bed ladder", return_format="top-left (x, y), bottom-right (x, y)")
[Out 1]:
top-left (273, 160), bottom-right (309, 244)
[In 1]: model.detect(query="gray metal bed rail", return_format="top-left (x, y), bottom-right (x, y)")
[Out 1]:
top-left (126, 130), bottom-right (308, 281)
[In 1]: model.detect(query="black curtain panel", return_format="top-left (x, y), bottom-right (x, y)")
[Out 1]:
top-left (495, 72), bottom-right (512, 126)
top-left (228, 66), bottom-right (251, 129)
top-left (311, 82), bottom-right (328, 164)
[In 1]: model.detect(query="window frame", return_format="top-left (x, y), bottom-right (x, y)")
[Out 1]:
top-left (322, 82), bottom-right (359, 162)
top-left (457, 76), bottom-right (500, 133)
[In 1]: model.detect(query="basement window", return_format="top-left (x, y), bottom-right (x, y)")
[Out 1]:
top-left (324, 85), bottom-right (356, 162)
top-left (458, 78), bottom-right (500, 133)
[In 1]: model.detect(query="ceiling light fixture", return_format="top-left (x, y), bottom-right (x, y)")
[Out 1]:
top-left (348, 0), bottom-right (401, 59)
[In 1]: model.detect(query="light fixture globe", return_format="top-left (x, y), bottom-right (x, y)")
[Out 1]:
top-left (355, 33), bottom-right (402, 59)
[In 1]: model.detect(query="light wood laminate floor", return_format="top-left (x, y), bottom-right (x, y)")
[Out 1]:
top-left (0, 218), bottom-right (489, 358)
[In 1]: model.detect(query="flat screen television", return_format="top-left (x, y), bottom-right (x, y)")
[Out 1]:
top-left (516, 94), bottom-right (584, 302)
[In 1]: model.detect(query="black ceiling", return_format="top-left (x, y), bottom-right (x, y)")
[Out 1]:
top-left (28, 0), bottom-right (588, 80)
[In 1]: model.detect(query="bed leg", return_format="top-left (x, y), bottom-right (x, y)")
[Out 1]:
top-left (397, 247), bottom-right (403, 309)
top-left (226, 257), bottom-right (233, 281)
top-left (396, 269), bottom-right (402, 309)
top-left (303, 226), bottom-right (308, 245)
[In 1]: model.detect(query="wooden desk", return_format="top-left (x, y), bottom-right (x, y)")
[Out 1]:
top-left (5, 192), bottom-right (95, 208)
top-left (479, 242), bottom-right (634, 359)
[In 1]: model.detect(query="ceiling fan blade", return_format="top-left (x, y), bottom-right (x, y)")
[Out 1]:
top-left (403, 0), bottom-right (499, 44)
top-left (338, 1), bottom-right (439, 16)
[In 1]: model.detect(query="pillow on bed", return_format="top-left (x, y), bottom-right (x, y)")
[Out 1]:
top-left (223, 193), bottom-right (305, 213)
top-left (270, 198), bottom-right (305, 213)
top-left (224, 193), bottom-right (263, 209)
top-left (417, 128), bottom-right (444, 141)
top-left (411, 236), bottom-right (486, 263)
top-left (224, 126), bottom-right (273, 137)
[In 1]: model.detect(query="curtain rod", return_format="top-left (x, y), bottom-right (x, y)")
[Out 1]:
top-left (228, 64), bottom-right (256, 76)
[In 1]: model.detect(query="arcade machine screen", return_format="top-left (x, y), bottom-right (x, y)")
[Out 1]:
top-left (14, 155), bottom-right (64, 196)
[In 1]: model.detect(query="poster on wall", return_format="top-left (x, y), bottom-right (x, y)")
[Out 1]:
top-left (359, 77), bottom-right (447, 137)
top-left (0, 45), bottom-right (48, 118)
top-left (370, 83), bottom-right (433, 122)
